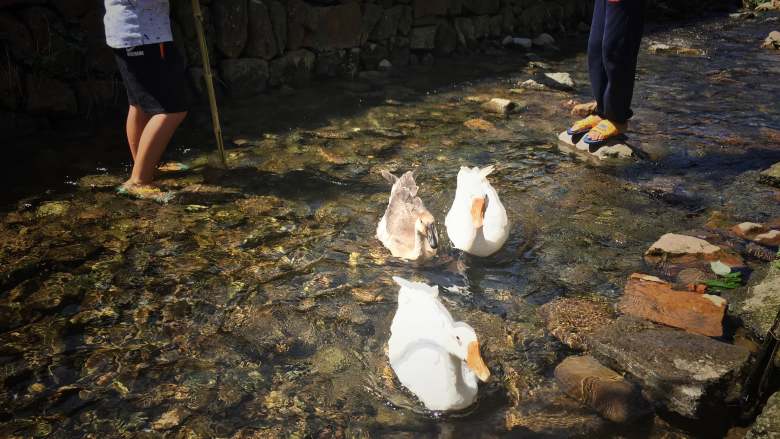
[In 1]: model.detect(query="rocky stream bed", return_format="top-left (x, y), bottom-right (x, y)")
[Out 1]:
top-left (2, 9), bottom-right (780, 439)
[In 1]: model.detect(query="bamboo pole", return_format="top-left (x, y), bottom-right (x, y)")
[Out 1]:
top-left (191, 0), bottom-right (227, 168)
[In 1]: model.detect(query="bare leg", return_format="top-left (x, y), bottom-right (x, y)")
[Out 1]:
top-left (126, 105), bottom-right (151, 161)
top-left (128, 111), bottom-right (187, 185)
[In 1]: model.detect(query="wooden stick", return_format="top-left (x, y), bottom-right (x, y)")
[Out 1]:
top-left (191, 0), bottom-right (227, 168)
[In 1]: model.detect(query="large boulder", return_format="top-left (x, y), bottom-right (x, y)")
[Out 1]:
top-left (371, 5), bottom-right (404, 42)
top-left (413, 0), bottom-right (448, 18)
top-left (410, 25), bottom-right (437, 50)
top-left (462, 0), bottom-right (500, 15)
top-left (746, 391), bottom-right (780, 439)
top-left (213, 0), bottom-right (248, 58)
top-left (587, 317), bottom-right (750, 418)
top-left (246, 0), bottom-right (278, 60)
top-left (0, 12), bottom-right (33, 61)
top-left (760, 162), bottom-right (780, 187)
top-left (269, 49), bottom-right (315, 87)
top-left (220, 58), bottom-right (269, 96)
top-left (735, 266), bottom-right (780, 339)
top-left (267, 0), bottom-right (287, 54)
top-left (619, 273), bottom-right (727, 337)
top-left (303, 3), bottom-right (362, 50)
top-left (555, 355), bottom-right (652, 423)
top-left (25, 76), bottom-right (78, 114)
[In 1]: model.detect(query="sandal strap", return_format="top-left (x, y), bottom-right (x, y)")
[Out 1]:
top-left (571, 115), bottom-right (602, 131)
top-left (588, 120), bottom-right (620, 137)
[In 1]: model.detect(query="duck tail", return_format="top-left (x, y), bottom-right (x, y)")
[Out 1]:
top-left (479, 165), bottom-right (496, 178)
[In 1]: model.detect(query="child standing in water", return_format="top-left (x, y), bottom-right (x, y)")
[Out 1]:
top-left (568, 0), bottom-right (646, 147)
top-left (104, 0), bottom-right (188, 198)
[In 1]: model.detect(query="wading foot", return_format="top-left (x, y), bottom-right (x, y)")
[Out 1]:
top-left (116, 180), bottom-right (175, 204)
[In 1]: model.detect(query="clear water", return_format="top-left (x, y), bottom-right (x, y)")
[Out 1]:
top-left (2, 13), bottom-right (780, 438)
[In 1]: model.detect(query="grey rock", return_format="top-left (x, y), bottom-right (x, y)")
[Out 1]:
top-left (543, 72), bottom-right (575, 90)
top-left (760, 162), bottom-right (780, 187)
top-left (304, 2), bottom-right (362, 50)
top-left (269, 49), bottom-right (316, 87)
top-left (361, 3), bottom-right (383, 44)
top-left (462, 0), bottom-right (500, 15)
top-left (413, 0), bottom-right (448, 18)
top-left (25, 76), bottom-right (77, 114)
top-left (435, 20), bottom-right (457, 54)
top-left (213, 0), bottom-right (248, 58)
top-left (587, 317), bottom-right (750, 418)
top-left (220, 59), bottom-right (269, 96)
top-left (267, 0), bottom-right (287, 54)
top-left (410, 25), bottom-right (437, 50)
top-left (473, 15), bottom-right (490, 40)
top-left (371, 5), bottom-right (404, 41)
top-left (454, 17), bottom-right (476, 47)
top-left (246, 0), bottom-right (278, 60)
top-left (0, 12), bottom-right (33, 60)
top-left (533, 32), bottom-right (556, 47)
top-left (746, 391), bottom-right (780, 439)
top-left (735, 266), bottom-right (780, 339)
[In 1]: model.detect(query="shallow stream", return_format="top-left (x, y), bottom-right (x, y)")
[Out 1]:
top-left (2, 12), bottom-right (780, 439)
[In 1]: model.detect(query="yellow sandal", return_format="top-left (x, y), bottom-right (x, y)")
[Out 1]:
top-left (567, 115), bottom-right (603, 136)
top-left (583, 120), bottom-right (625, 146)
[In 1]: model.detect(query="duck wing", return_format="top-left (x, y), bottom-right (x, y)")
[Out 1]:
top-left (381, 172), bottom-right (421, 250)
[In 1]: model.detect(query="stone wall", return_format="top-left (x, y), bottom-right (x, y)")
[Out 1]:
top-left (0, 0), bottom-right (734, 138)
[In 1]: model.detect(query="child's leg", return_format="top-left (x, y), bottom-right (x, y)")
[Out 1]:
top-left (128, 111), bottom-right (187, 185)
top-left (600, 0), bottom-right (646, 124)
top-left (588, 0), bottom-right (608, 117)
top-left (126, 105), bottom-right (151, 161)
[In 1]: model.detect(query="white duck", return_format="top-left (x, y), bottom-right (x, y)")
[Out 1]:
top-left (388, 276), bottom-right (490, 411)
top-left (445, 165), bottom-right (509, 257)
top-left (376, 171), bottom-right (438, 262)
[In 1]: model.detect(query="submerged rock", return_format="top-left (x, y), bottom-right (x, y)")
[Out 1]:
top-left (463, 118), bottom-right (496, 131)
top-left (533, 33), bottom-right (556, 48)
top-left (587, 317), bottom-right (750, 418)
top-left (77, 174), bottom-right (124, 190)
top-left (555, 355), bottom-right (652, 423)
top-left (732, 222), bottom-right (780, 246)
top-left (619, 273), bottom-right (727, 337)
top-left (746, 391), bottom-right (780, 439)
top-left (648, 42), bottom-right (706, 57)
top-left (543, 72), bottom-right (575, 90)
top-left (643, 233), bottom-right (744, 274)
top-left (481, 98), bottom-right (518, 115)
top-left (152, 407), bottom-right (190, 430)
top-left (538, 297), bottom-right (615, 351)
top-left (759, 162), bottom-right (780, 187)
top-left (761, 31), bottom-right (780, 50)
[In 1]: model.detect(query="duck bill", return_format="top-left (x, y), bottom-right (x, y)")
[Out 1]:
top-left (426, 223), bottom-right (438, 249)
top-left (466, 341), bottom-right (490, 382)
top-left (470, 197), bottom-right (486, 229)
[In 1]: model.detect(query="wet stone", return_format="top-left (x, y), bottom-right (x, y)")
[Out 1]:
top-left (481, 98), bottom-right (518, 115)
top-left (734, 265), bottom-right (780, 339)
top-left (746, 391), bottom-right (780, 439)
top-left (152, 407), bottom-right (190, 431)
top-left (587, 316), bottom-right (750, 418)
top-left (77, 174), bottom-right (124, 190)
top-left (759, 162), bottom-right (780, 187)
top-left (35, 201), bottom-right (71, 217)
top-left (619, 273), bottom-right (727, 337)
top-left (311, 346), bottom-right (352, 374)
top-left (644, 232), bottom-right (745, 274)
top-left (538, 297), bottom-right (615, 351)
top-left (463, 118), bottom-right (496, 131)
top-left (555, 355), bottom-right (652, 423)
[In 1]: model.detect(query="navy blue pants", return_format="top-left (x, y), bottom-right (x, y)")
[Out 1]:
top-left (588, 0), bottom-right (646, 123)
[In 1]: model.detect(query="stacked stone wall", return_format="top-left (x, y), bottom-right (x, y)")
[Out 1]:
top-left (0, 0), bottom-right (734, 137)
